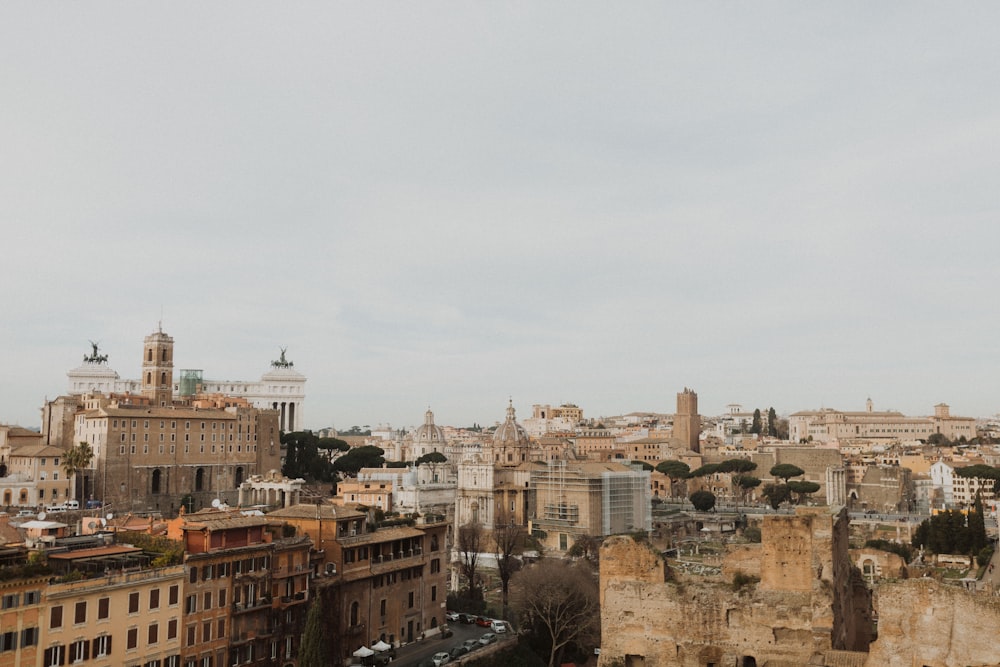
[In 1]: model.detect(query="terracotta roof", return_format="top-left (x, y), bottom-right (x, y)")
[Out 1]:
top-left (9, 444), bottom-right (66, 457)
top-left (267, 503), bottom-right (365, 521)
top-left (48, 545), bottom-right (142, 560)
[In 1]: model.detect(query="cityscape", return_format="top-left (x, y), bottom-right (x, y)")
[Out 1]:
top-left (1, 327), bottom-right (999, 667)
top-left (4, 4), bottom-right (1000, 667)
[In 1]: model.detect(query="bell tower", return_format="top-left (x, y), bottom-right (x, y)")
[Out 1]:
top-left (141, 323), bottom-right (174, 406)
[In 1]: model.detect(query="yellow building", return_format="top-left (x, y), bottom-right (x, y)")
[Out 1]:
top-left (0, 575), bottom-right (46, 667)
top-left (41, 564), bottom-right (185, 667)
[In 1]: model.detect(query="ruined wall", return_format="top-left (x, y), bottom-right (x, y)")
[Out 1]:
top-left (721, 543), bottom-right (762, 581)
top-left (598, 508), bottom-right (869, 667)
top-left (865, 578), bottom-right (1000, 667)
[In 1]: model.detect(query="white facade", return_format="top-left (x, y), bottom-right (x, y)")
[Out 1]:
top-left (67, 344), bottom-right (306, 431)
top-left (929, 460), bottom-right (955, 507)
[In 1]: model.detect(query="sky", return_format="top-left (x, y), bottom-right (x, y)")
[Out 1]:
top-left (3, 3), bottom-right (1000, 431)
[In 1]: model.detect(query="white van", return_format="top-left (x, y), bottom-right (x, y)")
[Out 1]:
top-left (490, 619), bottom-right (508, 633)
top-left (65, 500), bottom-right (80, 510)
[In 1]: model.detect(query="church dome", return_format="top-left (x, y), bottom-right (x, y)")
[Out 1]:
top-left (413, 408), bottom-right (447, 446)
top-left (493, 400), bottom-right (530, 448)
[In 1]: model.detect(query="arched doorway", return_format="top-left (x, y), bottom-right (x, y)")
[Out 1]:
top-left (195, 468), bottom-right (205, 492)
top-left (152, 469), bottom-right (162, 494)
top-left (234, 466), bottom-right (244, 487)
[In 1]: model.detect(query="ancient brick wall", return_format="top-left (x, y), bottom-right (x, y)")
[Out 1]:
top-left (865, 578), bottom-right (1000, 667)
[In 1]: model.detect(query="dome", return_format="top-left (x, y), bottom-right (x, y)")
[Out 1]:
top-left (413, 408), bottom-right (447, 446)
top-left (493, 400), bottom-right (530, 448)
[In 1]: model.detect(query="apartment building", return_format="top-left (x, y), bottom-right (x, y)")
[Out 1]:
top-left (179, 511), bottom-right (312, 667)
top-left (267, 503), bottom-right (449, 663)
top-left (41, 564), bottom-right (185, 667)
top-left (1, 445), bottom-right (68, 508)
top-left (0, 575), bottom-right (46, 667)
top-left (789, 400), bottom-right (977, 444)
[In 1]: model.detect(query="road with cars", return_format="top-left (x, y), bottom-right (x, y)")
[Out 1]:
top-left (388, 615), bottom-right (510, 667)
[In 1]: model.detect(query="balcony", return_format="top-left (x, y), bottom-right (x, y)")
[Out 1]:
top-left (232, 598), bottom-right (271, 614)
top-left (370, 549), bottom-right (424, 575)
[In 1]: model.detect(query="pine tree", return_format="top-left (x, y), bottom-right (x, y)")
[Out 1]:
top-left (300, 592), bottom-right (329, 667)
top-left (767, 407), bottom-right (778, 437)
top-left (750, 409), bottom-right (762, 435)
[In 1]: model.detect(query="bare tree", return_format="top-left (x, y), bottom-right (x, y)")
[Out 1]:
top-left (514, 560), bottom-right (600, 667)
top-left (492, 512), bottom-right (524, 613)
top-left (457, 522), bottom-right (484, 600)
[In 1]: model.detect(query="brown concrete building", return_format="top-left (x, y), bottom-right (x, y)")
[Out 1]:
top-left (267, 503), bottom-right (450, 662)
top-left (180, 510), bottom-right (312, 667)
top-left (75, 394), bottom-right (281, 513)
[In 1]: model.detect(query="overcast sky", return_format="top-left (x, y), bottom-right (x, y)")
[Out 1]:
top-left (3, 4), bottom-right (999, 431)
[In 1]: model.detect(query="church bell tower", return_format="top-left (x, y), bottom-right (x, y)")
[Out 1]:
top-left (141, 324), bottom-right (174, 406)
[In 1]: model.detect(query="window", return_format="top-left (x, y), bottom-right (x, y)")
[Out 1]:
top-left (186, 595), bottom-right (197, 614)
top-left (148, 623), bottom-right (159, 645)
top-left (21, 628), bottom-right (39, 647)
top-left (93, 635), bottom-right (111, 657)
top-left (189, 567), bottom-right (198, 583)
top-left (44, 645), bottom-right (65, 667)
top-left (169, 585), bottom-right (179, 606)
top-left (0, 631), bottom-right (16, 652)
top-left (168, 619), bottom-right (178, 640)
top-left (74, 601), bottom-right (87, 624)
top-left (431, 585), bottom-right (437, 602)
top-left (127, 627), bottom-right (138, 650)
top-left (204, 592), bottom-right (212, 610)
top-left (202, 622), bottom-right (211, 642)
top-left (150, 588), bottom-right (160, 609)
top-left (380, 599), bottom-right (386, 616)
top-left (129, 592), bottom-right (140, 614)
top-left (430, 559), bottom-right (440, 574)
top-left (217, 619), bottom-right (224, 638)
top-left (218, 589), bottom-right (226, 607)
top-left (408, 592), bottom-right (414, 608)
top-left (98, 597), bottom-right (110, 619)
top-left (69, 638), bottom-right (89, 663)
top-left (186, 625), bottom-right (196, 647)
top-left (166, 656), bottom-right (180, 667)
top-left (50, 605), bottom-right (63, 629)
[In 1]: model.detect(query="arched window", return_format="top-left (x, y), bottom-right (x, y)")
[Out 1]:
top-left (350, 601), bottom-right (359, 627)
top-left (160, 372), bottom-right (166, 385)
top-left (195, 468), bottom-right (205, 492)
top-left (146, 372), bottom-right (152, 384)
top-left (161, 349), bottom-right (167, 361)
top-left (147, 349), bottom-right (153, 361)
top-left (234, 467), bottom-right (244, 487)
top-left (152, 469), bottom-right (162, 494)
top-left (2, 490), bottom-right (11, 505)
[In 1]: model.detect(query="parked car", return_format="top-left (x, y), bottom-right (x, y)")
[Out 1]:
top-left (449, 645), bottom-right (469, 660)
top-left (16, 510), bottom-right (35, 518)
top-left (65, 500), bottom-right (79, 510)
top-left (490, 619), bottom-right (508, 633)
top-left (458, 613), bottom-right (476, 624)
top-left (439, 627), bottom-right (453, 639)
top-left (445, 610), bottom-right (460, 621)
top-left (475, 616), bottom-right (491, 627)
top-left (478, 633), bottom-right (497, 645)
top-left (431, 651), bottom-right (451, 666)
top-left (44, 504), bottom-right (66, 513)
top-left (462, 639), bottom-right (480, 652)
